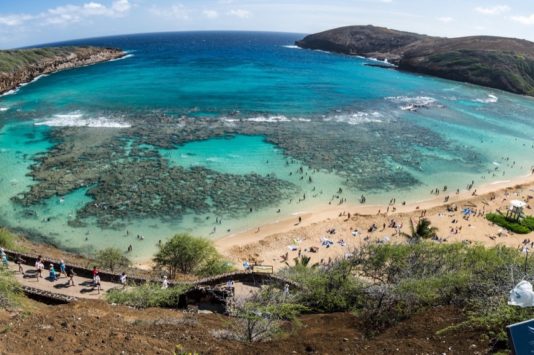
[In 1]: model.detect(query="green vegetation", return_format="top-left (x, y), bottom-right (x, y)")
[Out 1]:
top-left (225, 288), bottom-right (308, 342)
top-left (0, 47), bottom-right (89, 73)
top-left (280, 241), bottom-right (534, 349)
top-left (0, 228), bottom-right (16, 250)
top-left (95, 247), bottom-right (131, 272)
top-left (0, 268), bottom-right (23, 309)
top-left (154, 234), bottom-right (233, 278)
top-left (486, 213), bottom-right (534, 234)
top-left (105, 283), bottom-right (190, 308)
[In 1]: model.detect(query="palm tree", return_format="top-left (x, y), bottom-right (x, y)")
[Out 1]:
top-left (402, 218), bottom-right (438, 243)
top-left (292, 255), bottom-right (318, 269)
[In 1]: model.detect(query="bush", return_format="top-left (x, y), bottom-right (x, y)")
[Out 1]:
top-left (154, 234), bottom-right (231, 278)
top-left (95, 247), bottom-right (131, 272)
top-left (0, 269), bottom-right (23, 309)
top-left (225, 287), bottom-right (308, 342)
top-left (280, 259), bottom-right (363, 312)
top-left (105, 283), bottom-right (190, 308)
top-left (486, 213), bottom-right (531, 234)
top-left (522, 216), bottom-right (534, 231)
top-left (0, 228), bottom-right (16, 250)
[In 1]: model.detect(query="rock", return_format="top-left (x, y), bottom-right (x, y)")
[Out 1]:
top-left (296, 25), bottom-right (534, 96)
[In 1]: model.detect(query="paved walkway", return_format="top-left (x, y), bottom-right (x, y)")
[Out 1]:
top-left (5, 263), bottom-right (121, 300)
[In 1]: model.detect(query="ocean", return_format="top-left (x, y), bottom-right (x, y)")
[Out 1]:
top-left (1, 31), bottom-right (533, 260)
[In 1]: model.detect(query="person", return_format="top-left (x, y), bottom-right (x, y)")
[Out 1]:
top-left (120, 272), bottom-right (127, 289)
top-left (162, 275), bottom-right (168, 289)
top-left (94, 274), bottom-right (101, 294)
top-left (283, 283), bottom-right (290, 297)
top-left (1, 254), bottom-right (7, 268)
top-left (0, 247), bottom-right (5, 257)
top-left (59, 260), bottom-right (66, 277)
top-left (49, 264), bottom-right (57, 281)
top-left (92, 266), bottom-right (99, 283)
top-left (15, 255), bottom-right (25, 273)
top-left (66, 267), bottom-right (75, 287)
top-left (36, 259), bottom-right (44, 280)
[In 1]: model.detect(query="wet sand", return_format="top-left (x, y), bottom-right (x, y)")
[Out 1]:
top-left (214, 172), bottom-right (534, 271)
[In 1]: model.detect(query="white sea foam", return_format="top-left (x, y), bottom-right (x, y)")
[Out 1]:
top-left (1, 88), bottom-right (19, 97)
top-left (282, 45), bottom-right (301, 49)
top-left (247, 115), bottom-right (291, 123)
top-left (385, 96), bottom-right (439, 111)
top-left (0, 107), bottom-right (9, 112)
top-left (325, 111), bottom-right (383, 125)
top-left (109, 53), bottom-right (135, 62)
top-left (474, 94), bottom-right (498, 104)
top-left (35, 112), bottom-right (131, 128)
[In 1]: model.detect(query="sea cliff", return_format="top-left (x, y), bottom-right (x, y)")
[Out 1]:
top-left (0, 46), bottom-right (124, 95)
top-left (296, 25), bottom-right (534, 96)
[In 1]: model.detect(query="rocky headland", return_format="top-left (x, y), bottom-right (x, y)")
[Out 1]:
top-left (0, 46), bottom-right (124, 95)
top-left (296, 25), bottom-right (534, 96)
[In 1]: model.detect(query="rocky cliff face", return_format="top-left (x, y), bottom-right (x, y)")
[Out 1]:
top-left (297, 26), bottom-right (534, 96)
top-left (0, 47), bottom-right (124, 95)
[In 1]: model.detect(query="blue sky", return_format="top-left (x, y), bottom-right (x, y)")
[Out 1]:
top-left (0, 0), bottom-right (533, 48)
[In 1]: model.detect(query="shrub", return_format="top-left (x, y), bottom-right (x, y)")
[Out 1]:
top-left (225, 288), bottom-right (308, 342)
top-left (281, 259), bottom-right (363, 312)
top-left (486, 213), bottom-right (531, 234)
top-left (95, 247), bottom-right (131, 272)
top-left (0, 269), bottom-right (23, 309)
top-left (154, 234), bottom-right (230, 278)
top-left (0, 228), bottom-right (16, 250)
top-left (105, 283), bottom-right (189, 308)
top-left (522, 216), bottom-right (534, 231)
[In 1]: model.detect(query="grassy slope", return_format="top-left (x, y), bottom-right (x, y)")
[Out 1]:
top-left (0, 47), bottom-right (87, 73)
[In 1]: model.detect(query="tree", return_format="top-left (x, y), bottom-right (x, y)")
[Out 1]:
top-left (154, 233), bottom-right (228, 278)
top-left (95, 247), bottom-right (131, 272)
top-left (403, 218), bottom-right (438, 243)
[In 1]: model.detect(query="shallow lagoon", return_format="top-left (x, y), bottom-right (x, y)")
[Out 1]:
top-left (0, 32), bottom-right (534, 260)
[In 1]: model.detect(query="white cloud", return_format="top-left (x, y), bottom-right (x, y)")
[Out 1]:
top-left (0, 0), bottom-right (131, 27)
top-left (227, 9), bottom-right (251, 19)
top-left (150, 4), bottom-right (190, 20)
top-left (202, 10), bottom-right (219, 19)
top-left (112, 0), bottom-right (131, 13)
top-left (475, 5), bottom-right (510, 15)
top-left (437, 16), bottom-right (453, 24)
top-left (511, 14), bottom-right (534, 25)
top-left (381, 0), bottom-right (393, 3)
top-left (0, 14), bottom-right (34, 27)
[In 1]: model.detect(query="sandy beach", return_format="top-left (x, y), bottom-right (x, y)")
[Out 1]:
top-left (215, 172), bottom-right (534, 271)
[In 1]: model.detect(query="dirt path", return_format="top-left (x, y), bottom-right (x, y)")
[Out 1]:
top-left (5, 262), bottom-right (120, 300)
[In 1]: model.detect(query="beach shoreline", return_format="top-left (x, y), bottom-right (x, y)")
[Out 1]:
top-left (213, 171), bottom-right (534, 271)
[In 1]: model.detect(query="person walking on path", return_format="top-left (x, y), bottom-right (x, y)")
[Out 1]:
top-left (66, 267), bottom-right (75, 287)
top-left (92, 266), bottom-right (99, 284)
top-left (59, 260), bottom-right (66, 277)
top-left (35, 259), bottom-right (44, 281)
top-left (1, 254), bottom-right (8, 268)
top-left (15, 255), bottom-right (25, 273)
top-left (94, 274), bottom-right (102, 294)
top-left (120, 272), bottom-right (127, 289)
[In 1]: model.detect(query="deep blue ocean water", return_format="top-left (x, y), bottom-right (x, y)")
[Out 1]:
top-left (1, 31), bottom-right (533, 259)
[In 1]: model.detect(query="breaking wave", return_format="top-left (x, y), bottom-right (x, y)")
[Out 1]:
top-left (324, 111), bottom-right (383, 125)
top-left (34, 112), bottom-right (131, 128)
top-left (385, 96), bottom-right (441, 111)
top-left (474, 94), bottom-right (498, 104)
top-left (282, 45), bottom-right (301, 49)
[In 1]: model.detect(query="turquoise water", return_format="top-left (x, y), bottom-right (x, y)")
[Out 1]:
top-left (0, 32), bottom-right (533, 260)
